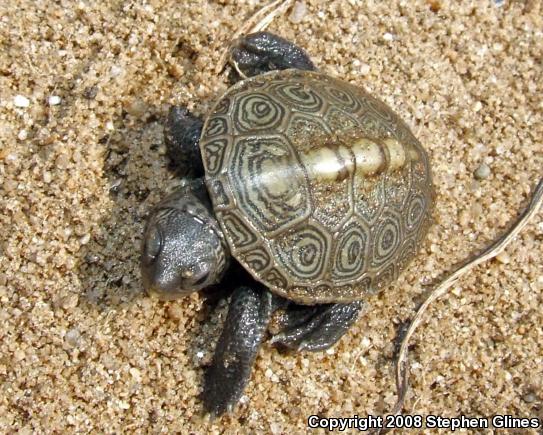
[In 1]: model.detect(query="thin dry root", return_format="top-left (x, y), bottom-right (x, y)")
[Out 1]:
top-left (215, 0), bottom-right (295, 75)
top-left (231, 59), bottom-right (248, 80)
top-left (373, 177), bottom-right (543, 435)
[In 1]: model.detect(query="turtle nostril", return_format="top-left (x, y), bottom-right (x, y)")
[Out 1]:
top-left (181, 269), bottom-right (194, 279)
top-left (180, 267), bottom-right (209, 288)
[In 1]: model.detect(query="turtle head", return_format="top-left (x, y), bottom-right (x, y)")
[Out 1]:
top-left (141, 189), bottom-right (229, 300)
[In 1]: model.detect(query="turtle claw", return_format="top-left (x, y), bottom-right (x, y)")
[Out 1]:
top-left (229, 31), bottom-right (316, 78)
top-left (202, 361), bottom-right (243, 418)
top-left (270, 301), bottom-right (362, 352)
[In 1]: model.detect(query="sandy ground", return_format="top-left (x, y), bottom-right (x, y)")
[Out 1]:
top-left (0, 0), bottom-right (542, 433)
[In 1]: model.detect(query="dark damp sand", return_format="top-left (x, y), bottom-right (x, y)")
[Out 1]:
top-left (0, 1), bottom-right (541, 433)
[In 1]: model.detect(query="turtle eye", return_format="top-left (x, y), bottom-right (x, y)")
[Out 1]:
top-left (143, 225), bottom-right (162, 263)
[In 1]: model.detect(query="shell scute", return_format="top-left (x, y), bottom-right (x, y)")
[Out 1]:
top-left (200, 70), bottom-right (434, 304)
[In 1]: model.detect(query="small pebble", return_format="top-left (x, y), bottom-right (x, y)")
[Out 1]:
top-left (110, 65), bottom-right (123, 77)
top-left (48, 95), bottom-right (61, 105)
top-left (474, 163), bottom-right (491, 180)
top-left (167, 304), bottom-right (184, 321)
top-left (270, 422), bottom-right (283, 434)
top-left (496, 251), bottom-right (510, 264)
top-left (522, 392), bottom-right (537, 403)
top-left (470, 202), bottom-right (483, 219)
top-left (18, 130), bottom-right (28, 140)
top-left (83, 86), bottom-right (98, 100)
top-left (289, 1), bottom-right (307, 24)
top-left (109, 178), bottom-right (122, 193)
top-left (65, 328), bottom-right (81, 347)
top-left (427, 0), bottom-right (442, 13)
top-left (129, 367), bottom-right (142, 382)
top-left (56, 153), bottom-right (70, 169)
top-left (359, 63), bottom-right (371, 76)
top-left (85, 253), bottom-right (100, 264)
top-left (459, 209), bottom-right (470, 226)
top-left (14, 95), bottom-right (30, 107)
top-left (383, 32), bottom-right (394, 42)
top-left (61, 293), bottom-right (79, 310)
top-left (14, 349), bottom-right (25, 361)
top-left (125, 99), bottom-right (147, 117)
top-left (80, 234), bottom-right (91, 245)
top-left (167, 63), bottom-right (183, 79)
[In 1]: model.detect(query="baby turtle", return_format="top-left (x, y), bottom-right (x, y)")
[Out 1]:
top-left (141, 32), bottom-right (434, 416)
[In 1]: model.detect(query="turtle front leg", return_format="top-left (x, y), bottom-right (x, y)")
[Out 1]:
top-left (230, 31), bottom-right (316, 78)
top-left (164, 106), bottom-right (205, 176)
top-left (203, 285), bottom-right (284, 417)
top-left (270, 301), bottom-right (362, 352)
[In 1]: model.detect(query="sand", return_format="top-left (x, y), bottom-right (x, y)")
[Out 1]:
top-left (0, 0), bottom-right (541, 433)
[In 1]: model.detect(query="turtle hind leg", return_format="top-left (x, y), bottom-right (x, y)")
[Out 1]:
top-left (270, 301), bottom-right (362, 352)
top-left (164, 107), bottom-right (204, 177)
top-left (203, 285), bottom-right (283, 417)
top-left (229, 31), bottom-right (316, 78)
